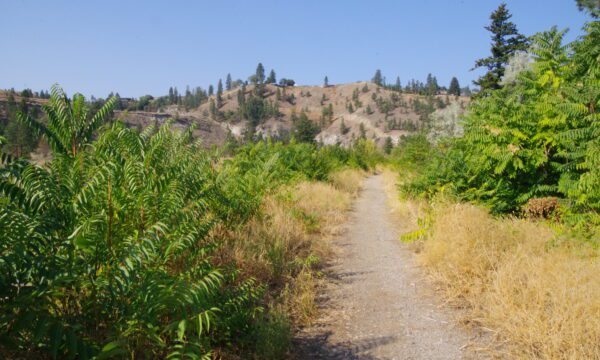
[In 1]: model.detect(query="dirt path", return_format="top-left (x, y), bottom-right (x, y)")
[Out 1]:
top-left (294, 175), bottom-right (476, 360)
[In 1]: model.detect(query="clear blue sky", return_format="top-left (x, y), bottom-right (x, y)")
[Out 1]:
top-left (0, 0), bottom-right (590, 98)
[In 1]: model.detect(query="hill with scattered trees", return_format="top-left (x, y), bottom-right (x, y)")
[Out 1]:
top-left (0, 72), bottom-right (470, 158)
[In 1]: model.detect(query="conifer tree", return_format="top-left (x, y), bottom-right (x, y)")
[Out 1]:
top-left (208, 85), bottom-right (214, 97)
top-left (216, 79), bottom-right (223, 108)
top-left (324, 76), bottom-right (329, 87)
top-left (395, 76), bottom-right (401, 91)
top-left (340, 118), bottom-right (350, 134)
top-left (473, 3), bottom-right (529, 93)
top-left (448, 77), bottom-right (461, 96)
top-left (266, 69), bottom-right (276, 84)
top-left (359, 123), bottom-right (367, 139)
top-left (294, 112), bottom-right (319, 143)
top-left (255, 63), bottom-right (265, 84)
top-left (372, 69), bottom-right (383, 86)
top-left (383, 136), bottom-right (393, 154)
top-left (226, 73), bottom-right (232, 90)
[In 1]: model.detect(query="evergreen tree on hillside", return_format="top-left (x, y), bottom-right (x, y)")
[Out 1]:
top-left (168, 87), bottom-right (175, 104)
top-left (216, 79), bottom-right (223, 108)
top-left (473, 3), bottom-right (529, 93)
top-left (208, 85), bottom-right (214, 97)
top-left (266, 69), bottom-right (276, 84)
top-left (255, 63), bottom-right (265, 84)
top-left (426, 73), bottom-right (439, 95)
top-left (448, 77), bottom-right (461, 96)
top-left (226, 73), bottom-right (232, 90)
top-left (324, 76), bottom-right (329, 87)
top-left (359, 123), bottom-right (367, 139)
top-left (395, 76), bottom-right (401, 91)
top-left (372, 69), bottom-right (383, 86)
top-left (294, 112), bottom-right (319, 143)
top-left (383, 136), bottom-right (393, 154)
top-left (340, 118), bottom-right (350, 134)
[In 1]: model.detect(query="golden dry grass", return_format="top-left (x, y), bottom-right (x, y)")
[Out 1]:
top-left (421, 203), bottom-right (600, 359)
top-left (328, 168), bottom-right (365, 196)
top-left (381, 169), bottom-right (600, 358)
top-left (381, 169), bottom-right (426, 234)
top-left (226, 176), bottom-right (359, 327)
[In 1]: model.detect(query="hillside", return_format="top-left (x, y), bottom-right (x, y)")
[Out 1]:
top-left (160, 82), bottom-right (469, 147)
top-left (1, 83), bottom-right (468, 152)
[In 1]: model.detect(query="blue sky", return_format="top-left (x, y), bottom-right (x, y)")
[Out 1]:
top-left (0, 0), bottom-right (590, 98)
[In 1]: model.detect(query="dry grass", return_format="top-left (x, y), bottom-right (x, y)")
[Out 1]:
top-left (381, 169), bottom-right (426, 234)
top-left (328, 168), bottom-right (365, 196)
top-left (421, 203), bottom-right (600, 359)
top-left (381, 169), bottom-right (600, 358)
top-left (227, 176), bottom-right (358, 328)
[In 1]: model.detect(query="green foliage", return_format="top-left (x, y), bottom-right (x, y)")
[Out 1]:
top-left (448, 77), bottom-right (461, 96)
top-left (372, 69), bottom-right (383, 86)
top-left (17, 84), bottom-right (116, 158)
top-left (473, 3), bottom-right (529, 93)
top-left (383, 136), bottom-right (393, 155)
top-left (399, 21), bottom-right (599, 227)
top-left (293, 112), bottom-right (319, 143)
top-left (0, 85), bottom-right (380, 358)
top-left (266, 69), bottom-right (277, 84)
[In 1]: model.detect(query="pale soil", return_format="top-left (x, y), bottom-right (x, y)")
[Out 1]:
top-left (293, 175), bottom-right (483, 360)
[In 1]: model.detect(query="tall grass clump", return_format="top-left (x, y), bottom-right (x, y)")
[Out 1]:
top-left (420, 203), bottom-right (600, 359)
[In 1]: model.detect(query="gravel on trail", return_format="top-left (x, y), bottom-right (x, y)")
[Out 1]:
top-left (293, 175), bottom-right (481, 360)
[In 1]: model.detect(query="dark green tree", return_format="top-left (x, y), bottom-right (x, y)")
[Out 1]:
top-left (244, 96), bottom-right (266, 126)
top-left (340, 118), bottom-right (350, 134)
top-left (226, 73), bottom-right (232, 90)
top-left (324, 76), bottom-right (329, 87)
top-left (217, 79), bottom-right (223, 108)
top-left (473, 3), bottom-right (529, 93)
top-left (208, 85), bottom-right (214, 97)
top-left (359, 123), bottom-right (367, 139)
top-left (383, 136), bottom-right (393, 154)
top-left (294, 112), bottom-right (319, 143)
top-left (266, 69), bottom-right (276, 84)
top-left (255, 63), bottom-right (265, 84)
top-left (395, 76), bottom-right (401, 91)
top-left (448, 77), bottom-right (461, 96)
top-left (372, 69), bottom-right (383, 86)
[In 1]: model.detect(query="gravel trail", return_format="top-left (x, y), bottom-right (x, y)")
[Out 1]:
top-left (294, 175), bottom-right (476, 360)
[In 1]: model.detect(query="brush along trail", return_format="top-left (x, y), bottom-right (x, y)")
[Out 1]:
top-left (294, 175), bottom-right (480, 359)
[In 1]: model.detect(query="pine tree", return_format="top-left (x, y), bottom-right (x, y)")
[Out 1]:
top-left (266, 69), bottom-right (276, 84)
top-left (255, 63), bottom-right (265, 84)
top-left (340, 118), bottom-right (350, 134)
top-left (448, 77), bottom-right (461, 96)
top-left (324, 76), bottom-right (329, 87)
top-left (294, 112), bottom-right (319, 143)
top-left (208, 85), bottom-right (214, 97)
top-left (473, 3), bottom-right (529, 93)
top-left (209, 98), bottom-right (217, 119)
top-left (395, 76), bottom-right (401, 91)
top-left (383, 136), bottom-right (393, 154)
top-left (372, 69), bottom-right (383, 86)
top-left (226, 73), bottom-right (232, 90)
top-left (359, 123), bottom-right (367, 139)
top-left (216, 79), bottom-right (223, 108)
